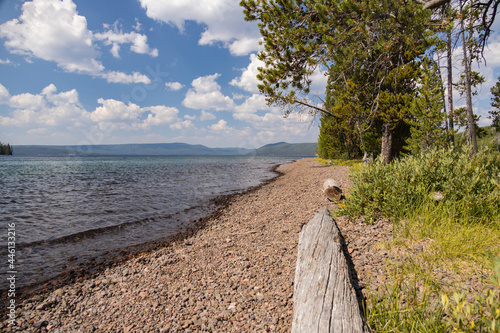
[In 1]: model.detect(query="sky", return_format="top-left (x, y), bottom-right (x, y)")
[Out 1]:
top-left (0, 0), bottom-right (499, 149)
top-left (0, 0), bottom-right (321, 148)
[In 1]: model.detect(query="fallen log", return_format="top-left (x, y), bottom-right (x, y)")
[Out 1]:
top-left (323, 179), bottom-right (343, 201)
top-left (292, 208), bottom-right (369, 333)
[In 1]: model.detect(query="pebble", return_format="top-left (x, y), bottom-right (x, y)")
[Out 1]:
top-left (1, 159), bottom-right (482, 332)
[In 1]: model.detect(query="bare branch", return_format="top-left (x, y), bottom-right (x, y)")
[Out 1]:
top-left (292, 99), bottom-right (331, 115)
top-left (415, 0), bottom-right (452, 10)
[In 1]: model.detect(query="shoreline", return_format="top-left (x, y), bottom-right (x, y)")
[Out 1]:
top-left (2, 158), bottom-right (396, 332)
top-left (1, 161), bottom-right (289, 304)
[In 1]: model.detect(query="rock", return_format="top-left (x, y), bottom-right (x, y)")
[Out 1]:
top-left (8, 159), bottom-right (402, 333)
top-left (33, 320), bottom-right (49, 329)
top-left (53, 289), bottom-right (64, 298)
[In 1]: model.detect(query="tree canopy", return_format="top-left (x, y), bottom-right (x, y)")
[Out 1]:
top-left (242, 0), bottom-right (436, 162)
top-left (0, 142), bottom-right (13, 155)
top-left (241, 0), bottom-right (498, 161)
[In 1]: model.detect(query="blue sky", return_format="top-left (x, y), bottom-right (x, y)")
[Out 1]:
top-left (0, 0), bottom-right (321, 148)
top-left (0, 0), bottom-right (499, 148)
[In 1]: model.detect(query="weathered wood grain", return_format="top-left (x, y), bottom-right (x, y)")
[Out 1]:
top-left (292, 208), bottom-right (369, 333)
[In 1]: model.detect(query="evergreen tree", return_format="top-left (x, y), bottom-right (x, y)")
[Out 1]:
top-left (241, 0), bottom-right (434, 163)
top-left (0, 142), bottom-right (13, 155)
top-left (490, 75), bottom-right (500, 151)
top-left (405, 58), bottom-right (448, 153)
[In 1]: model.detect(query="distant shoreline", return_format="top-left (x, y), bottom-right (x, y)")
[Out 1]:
top-left (10, 141), bottom-right (317, 158)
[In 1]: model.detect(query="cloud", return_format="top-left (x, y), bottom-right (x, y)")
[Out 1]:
top-left (94, 21), bottom-right (158, 58)
top-left (90, 99), bottom-right (181, 129)
top-left (209, 119), bottom-right (230, 131)
top-left (230, 53), bottom-right (262, 93)
top-left (0, 83), bottom-right (184, 130)
top-left (0, 0), bottom-right (152, 84)
top-left (142, 106), bottom-right (180, 128)
top-left (0, 83), bottom-right (87, 127)
top-left (200, 110), bottom-right (216, 121)
top-left (183, 73), bottom-right (235, 111)
top-left (0, 58), bottom-right (14, 65)
top-left (102, 71), bottom-right (151, 84)
top-left (165, 82), bottom-right (185, 91)
top-left (170, 120), bottom-right (193, 130)
top-left (90, 98), bottom-right (142, 122)
top-left (0, 83), bottom-right (10, 104)
top-left (138, 0), bottom-right (262, 55)
top-left (133, 18), bottom-right (143, 32)
top-left (234, 93), bottom-right (268, 115)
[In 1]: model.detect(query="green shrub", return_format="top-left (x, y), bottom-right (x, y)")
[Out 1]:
top-left (441, 254), bottom-right (500, 332)
top-left (367, 255), bottom-right (500, 332)
top-left (338, 147), bottom-right (500, 225)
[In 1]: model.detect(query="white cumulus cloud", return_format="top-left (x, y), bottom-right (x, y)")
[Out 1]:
top-left (200, 110), bottom-right (216, 121)
top-left (138, 0), bottom-right (262, 55)
top-left (0, 83), bottom-right (88, 127)
top-left (183, 73), bottom-right (235, 111)
top-left (0, 0), bottom-right (153, 84)
top-left (209, 119), bottom-right (230, 131)
top-left (230, 53), bottom-right (263, 93)
top-left (165, 82), bottom-right (185, 91)
top-left (94, 21), bottom-right (158, 58)
top-left (90, 99), bottom-right (142, 122)
top-left (170, 120), bottom-right (193, 130)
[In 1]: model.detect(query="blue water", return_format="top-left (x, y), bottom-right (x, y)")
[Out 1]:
top-left (0, 155), bottom-right (291, 290)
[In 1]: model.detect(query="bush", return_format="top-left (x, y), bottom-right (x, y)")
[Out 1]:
top-left (441, 253), bottom-right (500, 332)
top-left (338, 147), bottom-right (500, 225)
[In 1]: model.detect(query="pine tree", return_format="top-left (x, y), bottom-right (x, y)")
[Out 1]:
top-left (242, 0), bottom-right (434, 163)
top-left (405, 58), bottom-right (448, 153)
top-left (490, 75), bottom-right (500, 151)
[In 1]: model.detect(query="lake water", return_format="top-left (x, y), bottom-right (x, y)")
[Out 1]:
top-left (0, 155), bottom-right (292, 290)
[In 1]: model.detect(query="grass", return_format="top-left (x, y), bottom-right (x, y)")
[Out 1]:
top-left (328, 146), bottom-right (500, 331)
top-left (315, 157), bottom-right (364, 168)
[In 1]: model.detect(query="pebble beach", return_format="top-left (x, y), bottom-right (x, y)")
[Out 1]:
top-left (2, 158), bottom-right (396, 332)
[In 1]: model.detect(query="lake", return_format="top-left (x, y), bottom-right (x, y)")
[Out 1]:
top-left (0, 155), bottom-right (292, 290)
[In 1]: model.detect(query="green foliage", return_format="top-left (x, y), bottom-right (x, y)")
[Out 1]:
top-left (314, 157), bottom-right (363, 168)
top-left (0, 142), bottom-right (13, 155)
top-left (338, 147), bottom-right (500, 224)
top-left (366, 278), bottom-right (445, 332)
top-left (405, 57), bottom-right (448, 153)
top-left (454, 107), bottom-right (486, 138)
top-left (476, 127), bottom-right (500, 151)
top-left (367, 256), bottom-right (500, 332)
top-left (241, 0), bottom-right (434, 162)
top-left (316, 112), bottom-right (365, 160)
top-left (490, 76), bottom-right (500, 133)
top-left (441, 254), bottom-right (500, 332)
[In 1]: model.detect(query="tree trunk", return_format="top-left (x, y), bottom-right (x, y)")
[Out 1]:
top-left (381, 122), bottom-right (393, 164)
top-left (460, 11), bottom-right (478, 154)
top-left (292, 208), bottom-right (369, 333)
top-left (447, 28), bottom-right (455, 145)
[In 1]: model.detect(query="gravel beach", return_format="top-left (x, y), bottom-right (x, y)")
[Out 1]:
top-left (2, 158), bottom-right (395, 332)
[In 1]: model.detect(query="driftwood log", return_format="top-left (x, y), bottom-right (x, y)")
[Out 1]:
top-left (323, 179), bottom-right (343, 201)
top-left (292, 208), bottom-right (369, 333)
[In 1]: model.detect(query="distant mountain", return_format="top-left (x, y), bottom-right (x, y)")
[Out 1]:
top-left (13, 143), bottom-right (254, 157)
top-left (249, 142), bottom-right (317, 157)
top-left (12, 142), bottom-right (318, 157)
